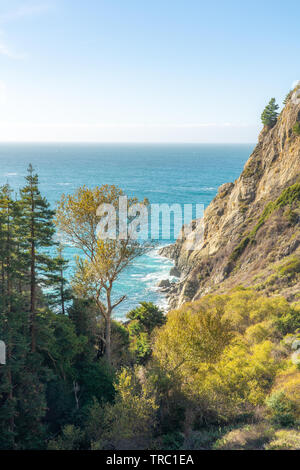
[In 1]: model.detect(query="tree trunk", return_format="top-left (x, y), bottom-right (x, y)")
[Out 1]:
top-left (60, 267), bottom-right (65, 315)
top-left (30, 211), bottom-right (36, 353)
top-left (7, 351), bottom-right (15, 448)
top-left (105, 313), bottom-right (111, 365)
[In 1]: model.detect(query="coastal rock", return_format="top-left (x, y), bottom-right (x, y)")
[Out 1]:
top-left (157, 279), bottom-right (171, 289)
top-left (170, 266), bottom-right (181, 277)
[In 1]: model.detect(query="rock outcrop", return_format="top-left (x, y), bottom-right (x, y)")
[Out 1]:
top-left (161, 87), bottom-right (300, 308)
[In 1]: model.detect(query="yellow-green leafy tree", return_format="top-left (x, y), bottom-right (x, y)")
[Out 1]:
top-left (152, 289), bottom-right (293, 425)
top-left (56, 185), bottom-right (149, 364)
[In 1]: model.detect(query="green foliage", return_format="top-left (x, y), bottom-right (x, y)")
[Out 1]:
top-left (48, 425), bottom-right (84, 450)
top-left (261, 98), bottom-right (279, 128)
top-left (266, 391), bottom-right (296, 427)
top-left (92, 368), bottom-right (158, 450)
top-left (46, 245), bottom-right (72, 315)
top-left (213, 423), bottom-right (275, 450)
top-left (153, 289), bottom-right (297, 426)
top-left (278, 257), bottom-right (300, 277)
top-left (110, 320), bottom-right (131, 368)
top-left (274, 306), bottom-right (300, 335)
top-left (127, 302), bottom-right (165, 335)
top-left (283, 91), bottom-right (292, 105)
top-left (56, 185), bottom-right (151, 364)
top-left (161, 432), bottom-right (184, 450)
top-left (264, 429), bottom-right (300, 450)
top-left (1, 164), bottom-right (300, 450)
top-left (0, 168), bottom-right (117, 450)
top-left (77, 359), bottom-right (115, 407)
top-left (293, 122), bottom-right (300, 136)
top-left (127, 302), bottom-right (165, 364)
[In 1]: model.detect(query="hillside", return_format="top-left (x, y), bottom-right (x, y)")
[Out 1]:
top-left (161, 87), bottom-right (300, 309)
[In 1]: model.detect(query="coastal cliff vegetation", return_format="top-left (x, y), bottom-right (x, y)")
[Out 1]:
top-left (0, 87), bottom-right (300, 450)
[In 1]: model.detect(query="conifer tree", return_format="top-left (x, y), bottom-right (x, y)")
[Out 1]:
top-left (19, 164), bottom-right (56, 352)
top-left (46, 245), bottom-right (72, 315)
top-left (261, 98), bottom-right (279, 128)
top-left (0, 184), bottom-right (18, 447)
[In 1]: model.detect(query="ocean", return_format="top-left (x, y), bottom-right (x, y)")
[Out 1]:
top-left (0, 143), bottom-right (254, 319)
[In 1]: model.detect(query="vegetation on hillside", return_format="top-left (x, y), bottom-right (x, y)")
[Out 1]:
top-left (230, 182), bottom-right (300, 264)
top-left (0, 166), bottom-right (299, 450)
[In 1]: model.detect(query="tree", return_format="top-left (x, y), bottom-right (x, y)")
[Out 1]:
top-left (0, 182), bottom-right (51, 449)
top-left (127, 302), bottom-right (165, 363)
top-left (0, 184), bottom-right (24, 447)
top-left (56, 185), bottom-right (150, 364)
top-left (92, 368), bottom-right (158, 450)
top-left (127, 302), bottom-right (165, 335)
top-left (46, 245), bottom-right (72, 315)
top-left (261, 98), bottom-right (279, 128)
top-left (19, 164), bottom-right (56, 352)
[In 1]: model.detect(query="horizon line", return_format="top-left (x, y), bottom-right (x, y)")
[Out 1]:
top-left (0, 141), bottom-right (257, 145)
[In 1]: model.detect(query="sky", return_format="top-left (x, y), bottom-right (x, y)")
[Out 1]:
top-left (0, 0), bottom-right (299, 143)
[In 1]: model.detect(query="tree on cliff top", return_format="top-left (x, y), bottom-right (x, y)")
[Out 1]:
top-left (261, 98), bottom-right (279, 128)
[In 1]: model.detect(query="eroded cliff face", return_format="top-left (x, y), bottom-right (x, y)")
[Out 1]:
top-left (161, 88), bottom-right (300, 308)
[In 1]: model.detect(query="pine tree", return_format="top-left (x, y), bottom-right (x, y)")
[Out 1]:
top-left (19, 164), bottom-right (56, 352)
top-left (261, 98), bottom-right (279, 128)
top-left (0, 184), bottom-right (32, 448)
top-left (0, 184), bottom-right (18, 447)
top-left (46, 245), bottom-right (72, 315)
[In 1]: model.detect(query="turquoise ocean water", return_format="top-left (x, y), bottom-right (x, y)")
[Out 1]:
top-left (0, 143), bottom-right (253, 318)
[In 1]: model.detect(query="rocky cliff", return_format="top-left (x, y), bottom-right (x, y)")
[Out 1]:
top-left (161, 86), bottom-right (300, 309)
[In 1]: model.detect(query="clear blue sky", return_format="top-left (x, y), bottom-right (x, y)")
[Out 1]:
top-left (0, 0), bottom-right (299, 142)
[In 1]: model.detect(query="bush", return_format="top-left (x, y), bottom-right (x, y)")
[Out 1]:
top-left (265, 429), bottom-right (300, 450)
top-left (266, 391), bottom-right (296, 427)
top-left (213, 423), bottom-right (275, 450)
top-left (293, 122), bottom-right (300, 136)
top-left (230, 183), bottom-right (300, 263)
top-left (183, 427), bottom-right (230, 450)
top-left (161, 432), bottom-right (184, 450)
top-left (278, 257), bottom-right (300, 277)
top-left (48, 425), bottom-right (84, 450)
top-left (92, 368), bottom-right (158, 450)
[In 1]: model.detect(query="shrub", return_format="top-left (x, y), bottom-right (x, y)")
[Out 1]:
top-left (230, 183), bottom-right (300, 263)
top-left (293, 122), bottom-right (300, 136)
top-left (268, 368), bottom-right (300, 424)
top-left (278, 257), bottom-right (300, 277)
top-left (183, 427), bottom-right (229, 450)
top-left (161, 432), bottom-right (184, 450)
top-left (266, 391), bottom-right (296, 427)
top-left (92, 368), bottom-right (158, 450)
top-left (48, 425), bottom-right (84, 450)
top-left (265, 429), bottom-right (300, 450)
top-left (213, 423), bottom-right (275, 450)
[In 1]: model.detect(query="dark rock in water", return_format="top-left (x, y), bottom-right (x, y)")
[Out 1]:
top-left (157, 279), bottom-right (171, 288)
top-left (159, 244), bottom-right (176, 258)
top-left (170, 266), bottom-right (180, 277)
